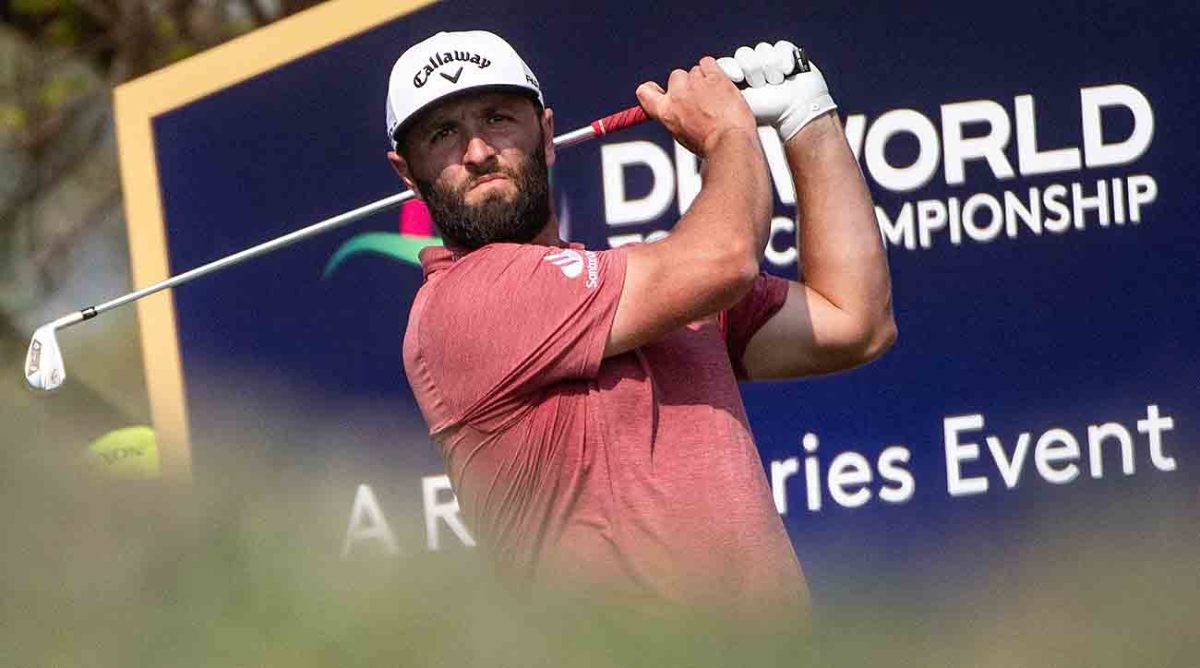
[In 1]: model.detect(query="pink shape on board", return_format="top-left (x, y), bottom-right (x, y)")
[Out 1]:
top-left (399, 199), bottom-right (434, 236)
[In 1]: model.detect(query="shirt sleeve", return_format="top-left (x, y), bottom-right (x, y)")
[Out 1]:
top-left (414, 243), bottom-right (627, 431)
top-left (719, 272), bottom-right (791, 380)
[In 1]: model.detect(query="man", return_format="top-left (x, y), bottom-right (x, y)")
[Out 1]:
top-left (387, 31), bottom-right (895, 612)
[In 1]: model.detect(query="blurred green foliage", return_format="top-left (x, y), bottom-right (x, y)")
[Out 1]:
top-left (11, 0), bottom-right (95, 47)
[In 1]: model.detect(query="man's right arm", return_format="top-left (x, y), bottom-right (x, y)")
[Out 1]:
top-left (603, 58), bottom-right (772, 357)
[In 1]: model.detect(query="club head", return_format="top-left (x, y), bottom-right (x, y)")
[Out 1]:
top-left (25, 325), bottom-right (66, 391)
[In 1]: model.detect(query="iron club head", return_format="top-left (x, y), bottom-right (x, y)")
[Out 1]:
top-left (25, 324), bottom-right (66, 391)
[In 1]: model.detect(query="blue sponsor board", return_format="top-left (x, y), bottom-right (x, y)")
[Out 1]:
top-left (125, 0), bottom-right (1199, 606)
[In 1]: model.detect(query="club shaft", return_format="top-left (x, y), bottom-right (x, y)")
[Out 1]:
top-left (90, 191), bottom-right (415, 318)
top-left (63, 105), bottom-right (649, 330)
top-left (91, 193), bottom-right (414, 316)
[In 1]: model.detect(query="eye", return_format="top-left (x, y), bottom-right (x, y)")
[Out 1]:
top-left (487, 112), bottom-right (514, 124)
top-left (429, 125), bottom-right (455, 145)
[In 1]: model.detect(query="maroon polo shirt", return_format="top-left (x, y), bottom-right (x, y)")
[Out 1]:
top-left (403, 241), bottom-right (807, 612)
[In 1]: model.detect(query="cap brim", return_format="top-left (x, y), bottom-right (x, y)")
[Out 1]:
top-left (391, 84), bottom-right (543, 149)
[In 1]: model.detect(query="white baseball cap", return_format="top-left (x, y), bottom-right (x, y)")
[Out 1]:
top-left (385, 30), bottom-right (544, 150)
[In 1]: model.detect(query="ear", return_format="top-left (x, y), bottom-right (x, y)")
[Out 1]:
top-left (387, 150), bottom-right (424, 199)
top-left (540, 107), bottom-right (556, 168)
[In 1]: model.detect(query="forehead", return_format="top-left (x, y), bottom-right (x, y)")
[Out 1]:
top-left (412, 90), bottom-right (536, 129)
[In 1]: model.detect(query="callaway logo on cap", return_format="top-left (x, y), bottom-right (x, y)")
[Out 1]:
top-left (412, 50), bottom-right (491, 88)
top-left (386, 31), bottom-right (544, 150)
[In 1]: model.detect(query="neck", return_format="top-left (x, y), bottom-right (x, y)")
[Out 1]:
top-left (529, 211), bottom-right (564, 247)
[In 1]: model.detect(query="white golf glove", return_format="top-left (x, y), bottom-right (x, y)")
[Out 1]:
top-left (717, 40), bottom-right (837, 141)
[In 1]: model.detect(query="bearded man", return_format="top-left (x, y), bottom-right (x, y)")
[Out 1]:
top-left (388, 31), bottom-right (895, 614)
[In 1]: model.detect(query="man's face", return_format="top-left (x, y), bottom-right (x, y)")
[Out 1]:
top-left (390, 92), bottom-right (556, 250)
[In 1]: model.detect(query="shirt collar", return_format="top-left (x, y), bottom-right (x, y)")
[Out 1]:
top-left (419, 240), bottom-right (582, 279)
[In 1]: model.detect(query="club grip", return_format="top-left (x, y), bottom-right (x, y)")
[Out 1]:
top-left (732, 46), bottom-right (811, 89)
top-left (591, 106), bottom-right (649, 136)
top-left (589, 49), bottom-right (808, 135)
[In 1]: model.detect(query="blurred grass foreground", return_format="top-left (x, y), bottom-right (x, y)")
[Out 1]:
top-left (2, 424), bottom-right (1198, 667)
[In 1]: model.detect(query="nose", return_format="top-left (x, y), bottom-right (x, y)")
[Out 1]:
top-left (462, 133), bottom-right (498, 170)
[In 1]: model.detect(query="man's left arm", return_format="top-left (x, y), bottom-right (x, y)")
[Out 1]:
top-left (742, 109), bottom-right (897, 379)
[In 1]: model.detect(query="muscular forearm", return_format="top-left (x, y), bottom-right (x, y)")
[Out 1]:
top-left (788, 112), bottom-right (895, 344)
top-left (672, 127), bottom-right (772, 272)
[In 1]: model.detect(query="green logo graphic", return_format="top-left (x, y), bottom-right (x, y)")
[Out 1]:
top-left (323, 232), bottom-right (442, 279)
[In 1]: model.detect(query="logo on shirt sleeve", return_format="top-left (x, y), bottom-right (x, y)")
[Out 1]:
top-left (544, 249), bottom-right (585, 278)
top-left (584, 250), bottom-right (598, 289)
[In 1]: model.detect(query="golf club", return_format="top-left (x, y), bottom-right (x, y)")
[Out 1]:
top-left (24, 105), bottom-right (649, 391)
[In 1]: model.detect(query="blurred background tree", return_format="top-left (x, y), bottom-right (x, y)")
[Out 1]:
top-left (0, 0), bottom-right (326, 452)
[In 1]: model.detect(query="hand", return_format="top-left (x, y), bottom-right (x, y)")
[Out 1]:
top-left (717, 40), bottom-right (838, 141)
top-left (636, 57), bottom-right (758, 157)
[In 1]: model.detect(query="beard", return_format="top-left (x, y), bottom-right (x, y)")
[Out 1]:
top-left (416, 143), bottom-right (551, 250)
